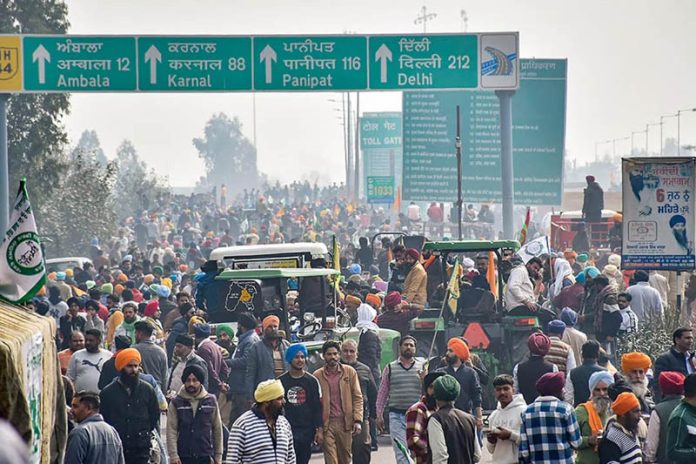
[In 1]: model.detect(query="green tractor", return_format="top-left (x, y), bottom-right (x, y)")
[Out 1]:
top-left (200, 267), bottom-right (401, 373)
top-left (409, 240), bottom-right (541, 408)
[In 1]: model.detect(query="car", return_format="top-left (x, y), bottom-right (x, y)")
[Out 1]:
top-left (45, 257), bottom-right (93, 274)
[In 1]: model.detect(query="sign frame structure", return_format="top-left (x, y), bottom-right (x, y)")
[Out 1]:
top-left (622, 157), bottom-right (696, 271)
top-left (0, 32), bottom-right (519, 93)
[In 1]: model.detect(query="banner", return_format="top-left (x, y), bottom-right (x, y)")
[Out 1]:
top-left (622, 158), bottom-right (695, 270)
top-left (0, 180), bottom-right (46, 303)
top-left (366, 176), bottom-right (395, 204)
top-left (517, 236), bottom-right (550, 263)
top-left (360, 112), bottom-right (402, 202)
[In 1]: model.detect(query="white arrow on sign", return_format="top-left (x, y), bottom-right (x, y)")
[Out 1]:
top-left (259, 45), bottom-right (277, 84)
top-left (32, 45), bottom-right (50, 84)
top-left (144, 45), bottom-right (162, 85)
top-left (375, 44), bottom-right (392, 84)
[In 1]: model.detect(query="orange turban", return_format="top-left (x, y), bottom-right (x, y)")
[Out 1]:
top-left (117, 273), bottom-right (128, 283)
top-left (365, 293), bottom-right (382, 309)
top-left (48, 272), bottom-right (57, 281)
top-left (114, 284), bottom-right (125, 295)
top-left (262, 315), bottom-right (280, 330)
top-left (143, 274), bottom-right (154, 285)
top-left (345, 295), bottom-right (362, 307)
top-left (621, 352), bottom-right (651, 372)
top-left (447, 338), bottom-right (470, 361)
top-left (115, 348), bottom-right (141, 371)
top-left (612, 392), bottom-right (640, 416)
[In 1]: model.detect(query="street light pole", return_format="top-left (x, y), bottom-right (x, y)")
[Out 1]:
top-left (414, 6), bottom-right (437, 33)
top-left (646, 122), bottom-right (660, 155)
top-left (660, 113), bottom-right (678, 156)
top-left (677, 108), bottom-right (696, 156)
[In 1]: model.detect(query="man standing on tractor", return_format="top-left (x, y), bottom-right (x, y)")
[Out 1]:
top-left (402, 248), bottom-right (427, 306)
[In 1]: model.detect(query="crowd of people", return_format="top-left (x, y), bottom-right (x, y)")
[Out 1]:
top-left (3, 178), bottom-right (696, 464)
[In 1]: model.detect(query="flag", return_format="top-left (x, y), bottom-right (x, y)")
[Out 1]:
top-left (332, 234), bottom-right (341, 291)
top-left (0, 180), bottom-right (46, 304)
top-left (447, 257), bottom-right (462, 316)
top-left (517, 235), bottom-right (550, 263)
top-left (487, 251), bottom-right (498, 298)
top-left (519, 206), bottom-right (531, 245)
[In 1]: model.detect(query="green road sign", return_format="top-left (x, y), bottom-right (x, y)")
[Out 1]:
top-left (402, 58), bottom-right (567, 205)
top-left (369, 35), bottom-right (478, 90)
top-left (366, 176), bottom-right (395, 204)
top-left (360, 112), bottom-right (402, 201)
top-left (253, 36), bottom-right (367, 91)
top-left (138, 37), bottom-right (252, 91)
top-left (23, 36), bottom-right (137, 91)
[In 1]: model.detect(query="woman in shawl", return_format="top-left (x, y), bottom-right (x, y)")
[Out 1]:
top-left (551, 258), bottom-right (576, 303)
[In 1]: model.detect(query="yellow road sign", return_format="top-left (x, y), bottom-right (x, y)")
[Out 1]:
top-left (0, 36), bottom-right (22, 91)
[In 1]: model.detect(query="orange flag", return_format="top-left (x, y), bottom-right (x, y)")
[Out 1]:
top-left (487, 251), bottom-right (498, 298)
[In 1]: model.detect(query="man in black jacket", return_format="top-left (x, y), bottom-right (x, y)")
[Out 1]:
top-left (167, 334), bottom-right (208, 395)
top-left (100, 348), bottom-right (160, 464)
top-left (341, 339), bottom-right (378, 464)
top-left (436, 337), bottom-right (483, 429)
top-left (98, 335), bottom-right (132, 390)
top-left (582, 175), bottom-right (604, 223)
top-left (653, 327), bottom-right (696, 399)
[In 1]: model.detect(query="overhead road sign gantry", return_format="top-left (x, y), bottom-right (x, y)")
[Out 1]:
top-left (1, 32), bottom-right (519, 92)
top-left (23, 35), bottom-right (137, 91)
top-left (138, 36), bottom-right (252, 91)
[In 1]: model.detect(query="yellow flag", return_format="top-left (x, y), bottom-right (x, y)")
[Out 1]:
top-left (447, 258), bottom-right (462, 316)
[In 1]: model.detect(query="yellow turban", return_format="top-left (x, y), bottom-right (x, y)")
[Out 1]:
top-left (188, 316), bottom-right (205, 334)
top-left (345, 295), bottom-right (362, 307)
top-left (254, 379), bottom-right (285, 403)
top-left (612, 391), bottom-right (640, 416)
top-left (115, 348), bottom-right (141, 371)
top-left (621, 352), bottom-right (652, 372)
top-left (143, 274), bottom-right (155, 284)
top-left (161, 277), bottom-right (172, 289)
top-left (65, 268), bottom-right (74, 278)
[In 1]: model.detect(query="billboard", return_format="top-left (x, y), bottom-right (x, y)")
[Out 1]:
top-left (622, 157), bottom-right (695, 270)
top-left (360, 112), bottom-right (402, 203)
top-left (402, 58), bottom-right (566, 204)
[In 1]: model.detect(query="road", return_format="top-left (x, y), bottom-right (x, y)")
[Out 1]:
top-left (308, 433), bottom-right (496, 463)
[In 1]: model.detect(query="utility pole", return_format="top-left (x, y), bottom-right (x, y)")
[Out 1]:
top-left (354, 92), bottom-right (361, 202)
top-left (346, 92), bottom-right (353, 196)
top-left (414, 5), bottom-right (437, 33)
top-left (460, 10), bottom-right (468, 32)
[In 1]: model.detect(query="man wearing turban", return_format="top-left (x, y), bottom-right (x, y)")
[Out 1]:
top-left (245, 315), bottom-right (290, 398)
top-left (228, 379), bottom-right (295, 463)
top-left (377, 290), bottom-right (422, 338)
top-left (405, 371), bottom-right (446, 464)
top-left (621, 351), bottom-right (655, 413)
top-left (100, 348), bottom-right (161, 464)
top-left (402, 248), bottom-right (427, 306)
top-left (278, 344), bottom-right (323, 464)
top-left (427, 375), bottom-right (481, 463)
top-left (435, 338), bottom-right (483, 427)
top-left (519, 371), bottom-right (582, 463)
top-left (646, 371), bottom-right (686, 464)
top-left (574, 370), bottom-right (614, 464)
top-left (582, 175), bottom-right (604, 224)
top-left (166, 364), bottom-right (224, 464)
top-left (598, 392), bottom-right (642, 463)
top-left (514, 332), bottom-right (558, 404)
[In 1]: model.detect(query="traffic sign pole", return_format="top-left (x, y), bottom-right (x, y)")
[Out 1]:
top-left (496, 90), bottom-right (515, 239)
top-left (0, 94), bottom-right (8, 236)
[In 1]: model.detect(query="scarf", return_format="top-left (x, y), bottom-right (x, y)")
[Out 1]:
top-left (582, 401), bottom-right (603, 436)
top-left (120, 318), bottom-right (139, 341)
top-left (356, 304), bottom-right (379, 332)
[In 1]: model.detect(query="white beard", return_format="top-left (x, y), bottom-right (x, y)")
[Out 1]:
top-left (630, 378), bottom-right (649, 398)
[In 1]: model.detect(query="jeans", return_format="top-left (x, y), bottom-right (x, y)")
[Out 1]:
top-left (293, 427), bottom-right (314, 464)
top-left (388, 412), bottom-right (410, 464)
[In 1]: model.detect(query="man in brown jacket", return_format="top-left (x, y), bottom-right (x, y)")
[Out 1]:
top-left (314, 340), bottom-right (364, 464)
top-left (402, 248), bottom-right (427, 306)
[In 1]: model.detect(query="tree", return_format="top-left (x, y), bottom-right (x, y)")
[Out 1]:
top-left (113, 140), bottom-right (169, 218)
top-left (71, 129), bottom-right (107, 166)
top-left (40, 155), bottom-right (119, 257)
top-left (1, 1), bottom-right (71, 221)
top-left (193, 113), bottom-right (259, 193)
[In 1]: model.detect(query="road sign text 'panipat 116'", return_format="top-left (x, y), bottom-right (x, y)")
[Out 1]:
top-left (0, 33), bottom-right (519, 93)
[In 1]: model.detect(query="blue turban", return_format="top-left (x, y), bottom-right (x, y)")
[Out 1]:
top-left (576, 271), bottom-right (586, 284)
top-left (288, 278), bottom-right (299, 290)
top-left (547, 319), bottom-right (566, 335)
top-left (349, 264), bottom-right (362, 275)
top-left (585, 266), bottom-right (600, 279)
top-left (588, 370), bottom-right (614, 392)
top-left (285, 344), bottom-right (308, 364)
top-left (561, 307), bottom-right (578, 327)
top-left (56, 271), bottom-right (66, 281)
top-left (670, 214), bottom-right (686, 228)
top-left (156, 285), bottom-right (171, 298)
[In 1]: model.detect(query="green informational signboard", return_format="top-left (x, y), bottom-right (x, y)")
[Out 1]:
top-left (402, 58), bottom-right (567, 205)
top-left (366, 176), bottom-right (395, 203)
top-left (360, 112), bottom-right (402, 203)
top-left (137, 36), bottom-right (252, 91)
top-left (23, 36), bottom-right (137, 91)
top-left (252, 36), bottom-right (367, 91)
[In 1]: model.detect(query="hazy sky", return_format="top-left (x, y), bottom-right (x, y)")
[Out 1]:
top-left (62, 0), bottom-right (696, 187)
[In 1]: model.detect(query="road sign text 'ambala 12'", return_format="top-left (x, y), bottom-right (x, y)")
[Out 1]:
top-left (0, 33), bottom-right (519, 92)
